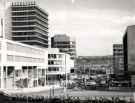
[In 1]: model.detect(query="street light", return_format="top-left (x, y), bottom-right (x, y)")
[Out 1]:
top-left (82, 60), bottom-right (86, 85)
top-left (64, 53), bottom-right (67, 94)
top-left (89, 63), bottom-right (91, 78)
top-left (64, 49), bottom-right (71, 96)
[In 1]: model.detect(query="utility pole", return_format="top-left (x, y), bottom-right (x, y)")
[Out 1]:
top-left (64, 53), bottom-right (67, 94)
top-left (82, 60), bottom-right (86, 85)
top-left (50, 88), bottom-right (51, 98)
top-left (89, 63), bottom-right (91, 78)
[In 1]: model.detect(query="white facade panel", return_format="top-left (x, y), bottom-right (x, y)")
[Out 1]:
top-left (0, 38), bottom-right (48, 90)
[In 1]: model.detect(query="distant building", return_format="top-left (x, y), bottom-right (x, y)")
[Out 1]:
top-left (76, 55), bottom-right (113, 69)
top-left (113, 44), bottom-right (124, 76)
top-left (106, 67), bottom-right (114, 78)
top-left (123, 25), bottom-right (135, 86)
top-left (51, 34), bottom-right (76, 60)
top-left (47, 48), bottom-right (74, 85)
top-left (5, 1), bottom-right (49, 48)
top-left (75, 56), bottom-right (113, 78)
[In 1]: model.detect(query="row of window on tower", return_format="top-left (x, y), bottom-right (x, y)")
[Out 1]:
top-left (48, 54), bottom-right (63, 59)
top-left (48, 60), bottom-right (63, 65)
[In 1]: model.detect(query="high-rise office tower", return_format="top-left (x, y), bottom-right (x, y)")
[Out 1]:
top-left (51, 34), bottom-right (76, 60)
top-left (123, 25), bottom-right (135, 86)
top-left (5, 1), bottom-right (49, 48)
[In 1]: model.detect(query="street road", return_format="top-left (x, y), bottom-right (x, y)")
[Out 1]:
top-left (11, 88), bottom-right (134, 98)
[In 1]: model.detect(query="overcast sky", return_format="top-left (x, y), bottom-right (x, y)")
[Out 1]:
top-left (0, 0), bottom-right (135, 56)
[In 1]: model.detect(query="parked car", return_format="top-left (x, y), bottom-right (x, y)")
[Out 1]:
top-left (85, 81), bottom-right (97, 86)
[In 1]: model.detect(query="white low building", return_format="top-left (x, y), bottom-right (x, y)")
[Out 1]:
top-left (47, 48), bottom-right (74, 85)
top-left (0, 38), bottom-right (48, 91)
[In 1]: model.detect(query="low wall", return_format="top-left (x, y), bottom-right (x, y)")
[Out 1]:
top-left (3, 85), bottom-right (62, 94)
top-left (109, 87), bottom-right (135, 92)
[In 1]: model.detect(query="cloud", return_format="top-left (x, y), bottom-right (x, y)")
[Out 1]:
top-left (75, 0), bottom-right (135, 14)
top-left (77, 39), bottom-right (113, 56)
top-left (0, 0), bottom-right (134, 56)
top-left (48, 8), bottom-right (128, 56)
top-left (70, 0), bottom-right (75, 4)
top-left (37, 0), bottom-right (135, 15)
top-left (113, 16), bottom-right (135, 27)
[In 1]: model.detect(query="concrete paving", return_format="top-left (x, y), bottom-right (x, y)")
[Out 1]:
top-left (10, 88), bottom-right (134, 98)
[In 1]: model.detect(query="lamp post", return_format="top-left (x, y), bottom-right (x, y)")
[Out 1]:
top-left (82, 60), bottom-right (86, 85)
top-left (64, 49), bottom-right (71, 95)
top-left (64, 53), bottom-right (67, 94)
top-left (89, 63), bottom-right (91, 78)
